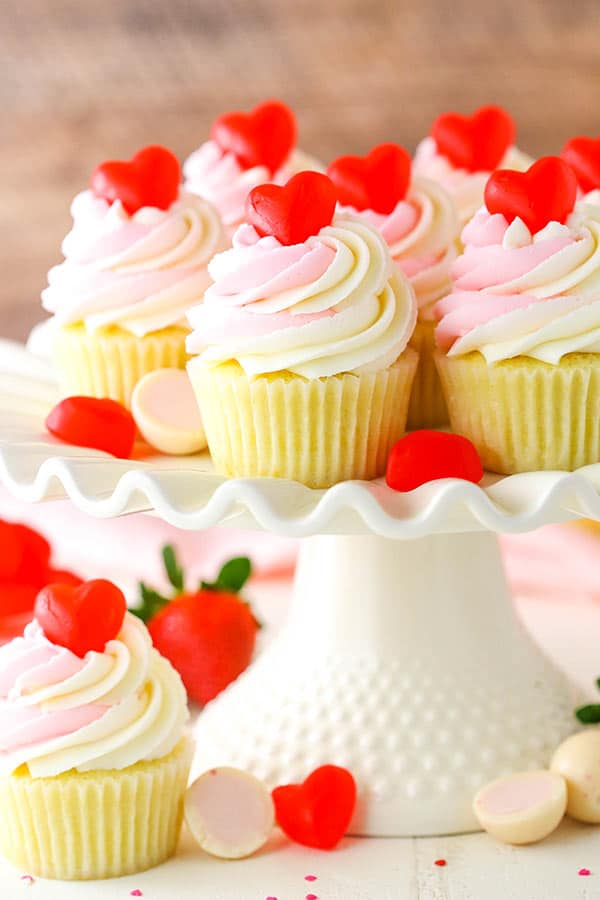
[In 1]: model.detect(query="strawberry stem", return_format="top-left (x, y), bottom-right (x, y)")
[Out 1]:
top-left (200, 557), bottom-right (251, 594)
top-left (162, 545), bottom-right (184, 593)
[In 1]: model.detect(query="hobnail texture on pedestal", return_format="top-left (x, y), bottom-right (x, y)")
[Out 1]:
top-left (194, 533), bottom-right (578, 836)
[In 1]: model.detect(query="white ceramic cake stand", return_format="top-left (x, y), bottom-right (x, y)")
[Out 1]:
top-left (2, 339), bottom-right (599, 837)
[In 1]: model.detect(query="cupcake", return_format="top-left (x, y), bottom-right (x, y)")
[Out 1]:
top-left (183, 100), bottom-right (323, 235)
top-left (0, 579), bottom-right (192, 879)
top-left (413, 105), bottom-right (532, 228)
top-left (43, 145), bottom-right (226, 408)
top-left (186, 171), bottom-right (418, 489)
top-left (434, 155), bottom-right (600, 474)
top-left (327, 143), bottom-right (460, 427)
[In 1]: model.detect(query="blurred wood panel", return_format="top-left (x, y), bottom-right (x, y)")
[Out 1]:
top-left (2, 0), bottom-right (600, 341)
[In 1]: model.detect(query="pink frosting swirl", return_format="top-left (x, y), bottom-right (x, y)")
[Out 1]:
top-left (183, 141), bottom-right (324, 233)
top-left (435, 204), bottom-right (600, 363)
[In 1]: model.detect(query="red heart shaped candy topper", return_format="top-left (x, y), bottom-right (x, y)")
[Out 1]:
top-left (561, 135), bottom-right (600, 193)
top-left (272, 765), bottom-right (357, 850)
top-left (327, 143), bottom-right (412, 215)
top-left (484, 156), bottom-right (578, 235)
top-left (34, 580), bottom-right (127, 658)
top-left (431, 105), bottom-right (515, 172)
top-left (210, 99), bottom-right (297, 175)
top-left (246, 171), bottom-right (337, 246)
top-left (90, 145), bottom-right (181, 215)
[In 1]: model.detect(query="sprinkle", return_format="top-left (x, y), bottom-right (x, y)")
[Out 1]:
top-left (130, 892), bottom-right (143, 897)
top-left (305, 875), bottom-right (317, 881)
top-left (579, 868), bottom-right (591, 877)
top-left (434, 859), bottom-right (447, 867)
top-left (306, 895), bottom-right (318, 900)
top-left (265, 896), bottom-right (278, 900)
top-left (20, 875), bottom-right (35, 886)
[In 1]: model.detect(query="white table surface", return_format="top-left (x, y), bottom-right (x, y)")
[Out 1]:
top-left (1, 583), bottom-right (600, 900)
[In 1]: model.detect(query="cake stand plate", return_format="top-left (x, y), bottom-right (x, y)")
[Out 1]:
top-left (0, 340), bottom-right (593, 836)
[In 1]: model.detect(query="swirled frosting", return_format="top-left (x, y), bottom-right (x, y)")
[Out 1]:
top-left (413, 137), bottom-right (533, 226)
top-left (0, 613), bottom-right (188, 777)
top-left (186, 216), bottom-right (417, 378)
top-left (340, 176), bottom-right (459, 318)
top-left (183, 141), bottom-right (324, 232)
top-left (435, 201), bottom-right (600, 363)
top-left (42, 189), bottom-right (226, 337)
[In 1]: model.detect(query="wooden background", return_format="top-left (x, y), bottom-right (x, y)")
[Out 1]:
top-left (2, 0), bottom-right (600, 343)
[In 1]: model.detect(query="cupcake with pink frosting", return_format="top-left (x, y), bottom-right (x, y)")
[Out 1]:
top-left (0, 579), bottom-right (192, 880)
top-left (184, 100), bottom-right (323, 235)
top-left (186, 171), bottom-right (418, 488)
top-left (414, 105), bottom-right (532, 229)
top-left (327, 143), bottom-right (459, 427)
top-left (43, 145), bottom-right (226, 408)
top-left (435, 155), bottom-right (600, 474)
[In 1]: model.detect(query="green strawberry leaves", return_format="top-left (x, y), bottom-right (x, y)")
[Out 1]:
top-left (132, 545), bottom-right (253, 625)
top-left (201, 557), bottom-right (251, 594)
top-left (575, 678), bottom-right (600, 724)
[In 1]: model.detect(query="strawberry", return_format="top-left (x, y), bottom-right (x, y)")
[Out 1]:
top-left (133, 546), bottom-right (258, 706)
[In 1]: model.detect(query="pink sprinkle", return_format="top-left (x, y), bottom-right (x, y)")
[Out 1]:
top-left (130, 892), bottom-right (143, 897)
top-left (306, 895), bottom-right (318, 900)
top-left (305, 875), bottom-right (317, 882)
top-left (579, 868), bottom-right (591, 877)
top-left (20, 875), bottom-right (35, 885)
top-left (265, 896), bottom-right (278, 900)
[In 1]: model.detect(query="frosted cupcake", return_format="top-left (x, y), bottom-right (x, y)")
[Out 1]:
top-left (183, 100), bottom-right (323, 235)
top-left (43, 145), bottom-right (226, 408)
top-left (434, 155), bottom-right (600, 474)
top-left (186, 171), bottom-right (418, 488)
top-left (561, 134), bottom-right (600, 200)
top-left (414, 105), bottom-right (532, 228)
top-left (327, 143), bottom-right (459, 427)
top-left (0, 579), bottom-right (192, 880)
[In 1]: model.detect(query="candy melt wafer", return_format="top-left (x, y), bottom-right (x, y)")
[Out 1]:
top-left (473, 771), bottom-right (567, 844)
top-left (132, 368), bottom-right (207, 456)
top-left (184, 767), bottom-right (275, 859)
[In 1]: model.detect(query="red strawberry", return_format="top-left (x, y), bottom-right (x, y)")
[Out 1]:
top-left (0, 520), bottom-right (51, 587)
top-left (134, 547), bottom-right (257, 705)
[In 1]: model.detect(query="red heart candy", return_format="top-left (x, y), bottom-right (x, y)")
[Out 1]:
top-left (90, 145), bottom-right (180, 215)
top-left (272, 765), bottom-right (357, 850)
top-left (246, 171), bottom-right (337, 245)
top-left (561, 136), bottom-right (600, 193)
top-left (327, 143), bottom-right (412, 214)
top-left (484, 156), bottom-right (577, 235)
top-left (35, 580), bottom-right (127, 658)
top-left (0, 522), bottom-right (51, 587)
top-left (46, 396), bottom-right (136, 459)
top-left (386, 430), bottom-right (484, 492)
top-left (431, 105), bottom-right (515, 172)
top-left (211, 100), bottom-right (297, 174)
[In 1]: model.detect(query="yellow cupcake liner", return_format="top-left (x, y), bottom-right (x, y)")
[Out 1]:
top-left (0, 736), bottom-right (193, 880)
top-left (407, 319), bottom-right (449, 430)
top-left (188, 351), bottom-right (418, 488)
top-left (53, 324), bottom-right (189, 409)
top-left (435, 351), bottom-right (600, 474)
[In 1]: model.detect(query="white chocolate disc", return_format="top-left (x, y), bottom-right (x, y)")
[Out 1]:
top-left (131, 368), bottom-right (207, 456)
top-left (551, 729), bottom-right (600, 823)
top-left (473, 770), bottom-right (566, 844)
top-left (184, 767), bottom-right (275, 859)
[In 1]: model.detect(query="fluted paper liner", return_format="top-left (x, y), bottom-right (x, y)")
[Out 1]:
top-left (407, 319), bottom-right (449, 429)
top-left (435, 351), bottom-right (600, 474)
top-left (0, 736), bottom-right (193, 880)
top-left (53, 324), bottom-right (189, 409)
top-left (189, 351), bottom-right (418, 488)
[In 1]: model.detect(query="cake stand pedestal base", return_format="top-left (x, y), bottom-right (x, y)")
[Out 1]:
top-left (192, 532), bottom-right (576, 835)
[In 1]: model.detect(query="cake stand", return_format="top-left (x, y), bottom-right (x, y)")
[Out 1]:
top-left (1, 339), bottom-right (599, 837)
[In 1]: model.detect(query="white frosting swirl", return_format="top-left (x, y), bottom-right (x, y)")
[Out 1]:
top-left (435, 202), bottom-right (600, 364)
top-left (42, 189), bottom-right (226, 337)
top-left (183, 142), bottom-right (324, 232)
top-left (0, 614), bottom-right (188, 777)
top-left (343, 176), bottom-right (459, 317)
top-left (187, 216), bottom-right (417, 379)
top-left (413, 137), bottom-right (533, 226)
